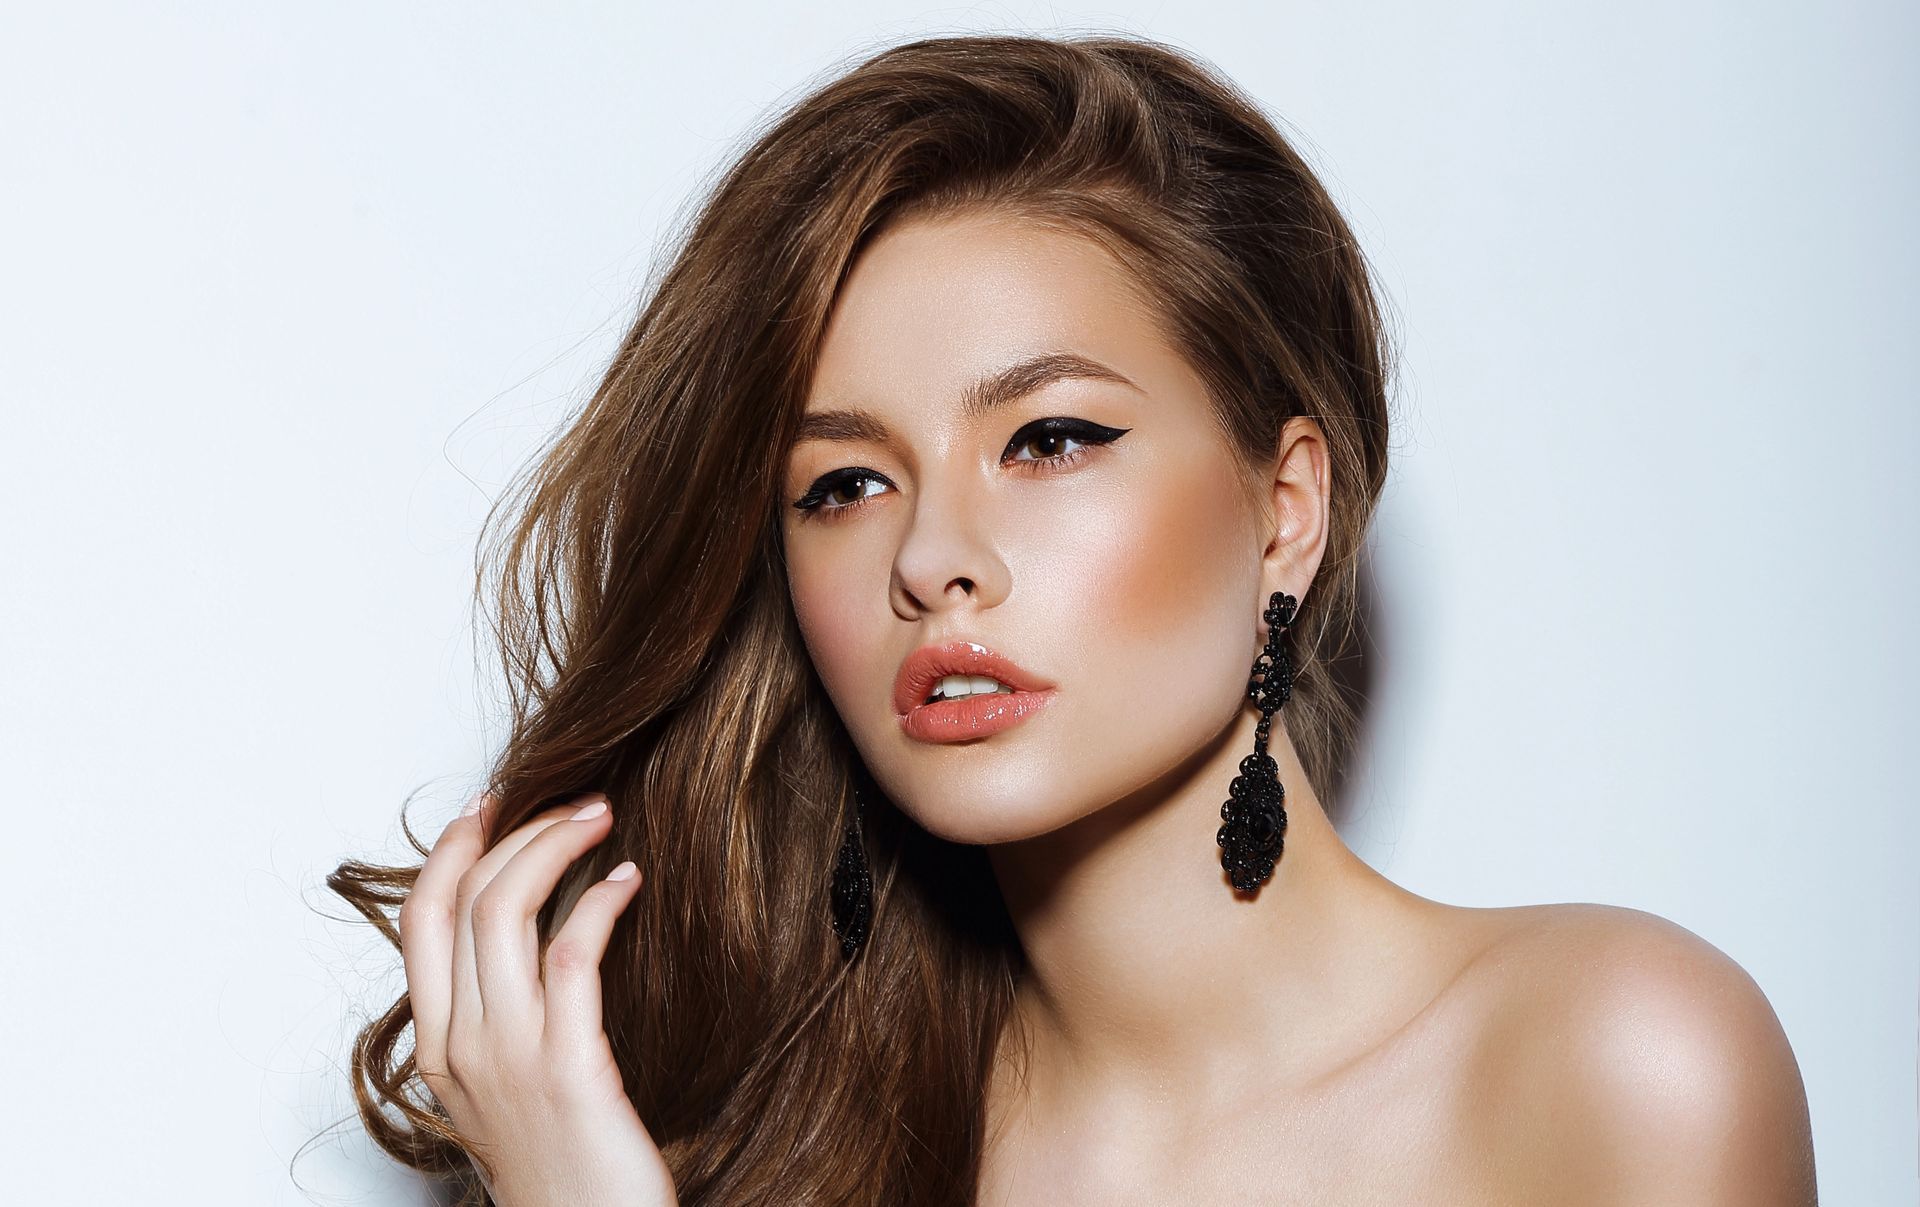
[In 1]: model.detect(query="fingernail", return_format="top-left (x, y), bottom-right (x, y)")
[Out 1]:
top-left (571, 799), bottom-right (608, 821)
top-left (607, 860), bottom-right (637, 881)
top-left (460, 793), bottom-right (487, 817)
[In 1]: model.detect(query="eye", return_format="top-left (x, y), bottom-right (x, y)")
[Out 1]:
top-left (790, 468), bottom-right (892, 521)
top-left (1003, 416), bottom-right (1132, 471)
top-left (788, 418), bottom-right (1132, 524)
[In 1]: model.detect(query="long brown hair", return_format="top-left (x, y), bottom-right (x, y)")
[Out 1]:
top-left (326, 30), bottom-right (1394, 1205)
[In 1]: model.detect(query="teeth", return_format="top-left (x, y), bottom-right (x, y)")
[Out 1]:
top-left (928, 674), bottom-right (1015, 703)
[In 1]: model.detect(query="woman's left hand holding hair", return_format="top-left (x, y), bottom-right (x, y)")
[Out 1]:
top-left (397, 792), bottom-right (679, 1207)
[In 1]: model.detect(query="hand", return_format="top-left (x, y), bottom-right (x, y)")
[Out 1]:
top-left (399, 792), bottom-right (676, 1207)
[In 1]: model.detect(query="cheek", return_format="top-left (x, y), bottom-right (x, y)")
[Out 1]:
top-left (1056, 458), bottom-right (1257, 651)
top-left (785, 538), bottom-right (879, 712)
top-left (1117, 475), bottom-right (1251, 644)
top-left (1021, 456), bottom-right (1258, 783)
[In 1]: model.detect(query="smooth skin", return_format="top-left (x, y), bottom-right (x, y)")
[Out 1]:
top-left (781, 208), bottom-right (1818, 1205)
top-left (399, 793), bottom-right (677, 1207)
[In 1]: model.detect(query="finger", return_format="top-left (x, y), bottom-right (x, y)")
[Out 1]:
top-left (469, 797), bottom-right (617, 1020)
top-left (400, 793), bottom-right (492, 1078)
top-left (452, 794), bottom-right (604, 1022)
top-left (542, 860), bottom-right (643, 1052)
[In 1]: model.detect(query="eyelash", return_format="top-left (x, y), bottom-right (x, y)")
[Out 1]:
top-left (789, 417), bottom-right (1130, 522)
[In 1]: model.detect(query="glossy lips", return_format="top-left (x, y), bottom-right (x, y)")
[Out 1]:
top-left (894, 640), bottom-right (1057, 744)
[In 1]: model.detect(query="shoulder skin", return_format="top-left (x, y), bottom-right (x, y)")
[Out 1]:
top-left (1454, 902), bottom-right (1818, 1206)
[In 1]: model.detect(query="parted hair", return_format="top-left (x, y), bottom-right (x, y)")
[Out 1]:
top-left (326, 30), bottom-right (1393, 1205)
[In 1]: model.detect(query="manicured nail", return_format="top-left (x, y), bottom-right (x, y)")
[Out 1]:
top-left (571, 799), bottom-right (608, 821)
top-left (607, 860), bottom-right (637, 881)
top-left (460, 793), bottom-right (487, 817)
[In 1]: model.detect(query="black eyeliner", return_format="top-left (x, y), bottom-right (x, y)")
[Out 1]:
top-left (1003, 416), bottom-right (1132, 458)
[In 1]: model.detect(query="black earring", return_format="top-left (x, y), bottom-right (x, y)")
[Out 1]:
top-left (1217, 589), bottom-right (1298, 892)
top-left (830, 777), bottom-right (874, 958)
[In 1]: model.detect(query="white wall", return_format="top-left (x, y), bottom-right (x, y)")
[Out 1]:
top-left (0, 2), bottom-right (1910, 1202)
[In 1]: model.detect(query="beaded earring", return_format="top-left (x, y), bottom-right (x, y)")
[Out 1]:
top-left (830, 777), bottom-right (874, 958)
top-left (1217, 589), bottom-right (1298, 892)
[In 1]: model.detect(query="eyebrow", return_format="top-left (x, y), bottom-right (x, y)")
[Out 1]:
top-left (794, 351), bottom-right (1142, 446)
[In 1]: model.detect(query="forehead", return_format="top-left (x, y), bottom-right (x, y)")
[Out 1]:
top-left (804, 210), bottom-right (1166, 415)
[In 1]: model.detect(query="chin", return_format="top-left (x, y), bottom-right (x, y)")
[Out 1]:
top-left (867, 751), bottom-right (1083, 846)
top-left (897, 790), bottom-right (1086, 846)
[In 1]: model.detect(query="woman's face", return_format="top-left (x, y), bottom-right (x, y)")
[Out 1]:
top-left (780, 208), bottom-right (1275, 844)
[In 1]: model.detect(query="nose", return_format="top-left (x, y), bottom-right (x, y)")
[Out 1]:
top-left (889, 474), bottom-right (1010, 618)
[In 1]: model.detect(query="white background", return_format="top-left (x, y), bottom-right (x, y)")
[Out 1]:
top-left (0, 2), bottom-right (1912, 1202)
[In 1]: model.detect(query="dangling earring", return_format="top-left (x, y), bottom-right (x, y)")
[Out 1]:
top-left (830, 776), bottom-right (874, 958)
top-left (1217, 589), bottom-right (1298, 892)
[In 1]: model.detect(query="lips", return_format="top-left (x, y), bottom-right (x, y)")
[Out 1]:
top-left (892, 640), bottom-right (1054, 717)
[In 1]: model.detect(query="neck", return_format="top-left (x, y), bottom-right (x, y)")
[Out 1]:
top-left (984, 704), bottom-right (1440, 1104)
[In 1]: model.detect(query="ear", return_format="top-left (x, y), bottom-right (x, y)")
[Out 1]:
top-left (1258, 416), bottom-right (1331, 616)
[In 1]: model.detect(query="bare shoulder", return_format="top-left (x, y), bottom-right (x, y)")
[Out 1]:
top-left (1442, 902), bottom-right (1817, 1206)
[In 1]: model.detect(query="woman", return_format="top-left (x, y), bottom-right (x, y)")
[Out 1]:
top-left (331, 31), bottom-right (1816, 1205)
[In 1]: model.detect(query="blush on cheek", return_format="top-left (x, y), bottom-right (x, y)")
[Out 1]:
top-left (1104, 462), bottom-right (1257, 647)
